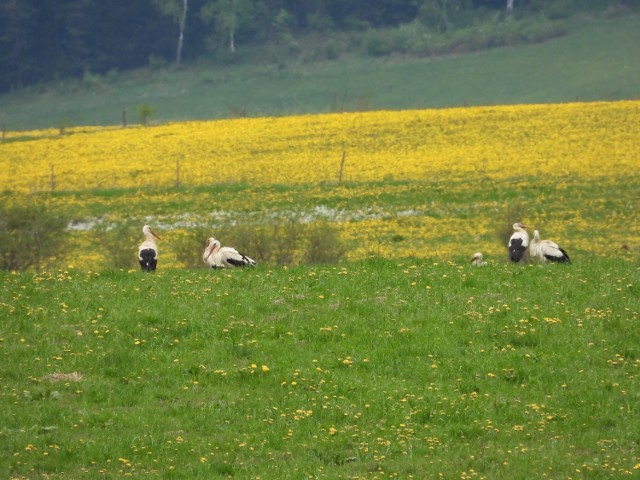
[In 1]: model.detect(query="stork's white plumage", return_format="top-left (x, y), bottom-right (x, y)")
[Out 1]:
top-left (203, 237), bottom-right (257, 269)
top-left (138, 225), bottom-right (160, 271)
top-left (529, 229), bottom-right (570, 263)
top-left (470, 252), bottom-right (488, 266)
top-left (508, 222), bottom-right (529, 262)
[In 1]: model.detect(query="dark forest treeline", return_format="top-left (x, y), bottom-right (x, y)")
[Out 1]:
top-left (0, 0), bottom-right (632, 92)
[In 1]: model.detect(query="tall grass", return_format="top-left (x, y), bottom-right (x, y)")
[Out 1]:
top-left (1, 257), bottom-right (638, 478)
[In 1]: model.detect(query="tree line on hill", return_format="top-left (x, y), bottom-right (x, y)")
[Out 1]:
top-left (0, 0), bottom-right (632, 93)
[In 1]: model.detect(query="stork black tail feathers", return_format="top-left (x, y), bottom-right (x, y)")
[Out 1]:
top-left (509, 239), bottom-right (527, 262)
top-left (243, 254), bottom-right (257, 267)
top-left (139, 248), bottom-right (158, 271)
top-left (226, 253), bottom-right (257, 267)
top-left (509, 248), bottom-right (524, 262)
top-left (546, 248), bottom-right (571, 263)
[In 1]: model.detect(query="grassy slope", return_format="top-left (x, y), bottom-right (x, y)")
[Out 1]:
top-left (1, 258), bottom-right (639, 478)
top-left (1, 12), bottom-right (639, 131)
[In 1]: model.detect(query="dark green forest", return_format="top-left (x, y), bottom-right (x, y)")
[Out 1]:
top-left (0, 0), bottom-right (635, 93)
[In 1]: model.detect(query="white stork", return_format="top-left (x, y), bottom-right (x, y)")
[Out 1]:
top-left (470, 252), bottom-right (488, 266)
top-left (529, 229), bottom-right (570, 263)
top-left (203, 237), bottom-right (257, 269)
top-left (138, 225), bottom-right (160, 271)
top-left (508, 222), bottom-right (529, 262)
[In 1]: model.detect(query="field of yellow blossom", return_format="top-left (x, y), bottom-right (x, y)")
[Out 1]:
top-left (1, 100), bottom-right (639, 268)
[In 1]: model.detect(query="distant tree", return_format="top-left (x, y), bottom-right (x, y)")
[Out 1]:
top-left (418, 0), bottom-right (467, 32)
top-left (0, 0), bottom-right (628, 92)
top-left (201, 0), bottom-right (236, 53)
top-left (200, 0), bottom-right (266, 54)
top-left (321, 0), bottom-right (419, 29)
top-left (152, 0), bottom-right (189, 65)
top-left (0, 0), bottom-right (36, 88)
top-left (58, 0), bottom-right (94, 67)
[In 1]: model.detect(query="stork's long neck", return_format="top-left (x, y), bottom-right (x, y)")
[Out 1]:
top-left (204, 242), bottom-right (219, 260)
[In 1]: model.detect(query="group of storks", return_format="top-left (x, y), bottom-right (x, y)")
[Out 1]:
top-left (137, 225), bottom-right (256, 272)
top-left (138, 222), bottom-right (569, 272)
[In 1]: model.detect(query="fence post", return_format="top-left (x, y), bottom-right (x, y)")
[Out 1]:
top-left (338, 150), bottom-right (346, 184)
top-left (122, 110), bottom-right (127, 127)
top-left (176, 159), bottom-right (181, 187)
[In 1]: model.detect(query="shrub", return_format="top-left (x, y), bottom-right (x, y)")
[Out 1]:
top-left (173, 226), bottom-right (211, 269)
top-left (302, 221), bottom-right (346, 265)
top-left (82, 68), bottom-right (105, 92)
top-left (194, 218), bottom-right (346, 268)
top-left (93, 221), bottom-right (140, 270)
top-left (209, 221), bottom-right (300, 266)
top-left (363, 28), bottom-right (412, 56)
top-left (271, 220), bottom-right (304, 265)
top-left (138, 104), bottom-right (156, 126)
top-left (147, 54), bottom-right (168, 70)
top-left (0, 200), bottom-right (69, 271)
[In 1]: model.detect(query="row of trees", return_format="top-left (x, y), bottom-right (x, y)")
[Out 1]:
top-left (0, 0), bottom-right (629, 92)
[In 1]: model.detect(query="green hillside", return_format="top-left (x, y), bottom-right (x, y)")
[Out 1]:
top-left (1, 12), bottom-right (639, 131)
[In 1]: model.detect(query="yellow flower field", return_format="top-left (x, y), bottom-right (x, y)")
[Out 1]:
top-left (2, 101), bottom-right (638, 192)
top-left (1, 100), bottom-right (639, 269)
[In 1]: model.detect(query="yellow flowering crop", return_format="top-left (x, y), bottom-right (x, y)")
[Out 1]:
top-left (1, 100), bottom-right (639, 268)
top-left (2, 100), bottom-right (638, 192)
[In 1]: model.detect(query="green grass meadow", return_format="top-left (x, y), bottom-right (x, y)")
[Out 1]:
top-left (2, 8), bottom-right (640, 480)
top-left (1, 256), bottom-right (639, 479)
top-left (1, 12), bottom-right (639, 131)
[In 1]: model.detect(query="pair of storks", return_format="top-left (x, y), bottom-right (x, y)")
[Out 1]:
top-left (138, 225), bottom-right (256, 272)
top-left (472, 223), bottom-right (570, 266)
top-left (508, 222), bottom-right (570, 263)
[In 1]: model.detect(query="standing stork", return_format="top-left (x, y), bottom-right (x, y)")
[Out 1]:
top-left (203, 237), bottom-right (257, 269)
top-left (508, 222), bottom-right (529, 262)
top-left (470, 252), bottom-right (488, 266)
top-left (529, 229), bottom-right (570, 263)
top-left (138, 225), bottom-right (160, 271)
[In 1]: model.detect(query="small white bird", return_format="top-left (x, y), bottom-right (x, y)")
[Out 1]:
top-left (138, 225), bottom-right (160, 271)
top-left (470, 252), bottom-right (488, 266)
top-left (529, 229), bottom-right (570, 263)
top-left (203, 237), bottom-right (257, 269)
top-left (508, 222), bottom-right (529, 262)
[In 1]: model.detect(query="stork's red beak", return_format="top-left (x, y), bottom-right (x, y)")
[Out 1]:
top-left (150, 228), bottom-right (160, 239)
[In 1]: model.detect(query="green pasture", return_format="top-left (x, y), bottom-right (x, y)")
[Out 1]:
top-left (2, 172), bottom-right (640, 479)
top-left (1, 256), bottom-right (638, 479)
top-left (1, 12), bottom-right (639, 131)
